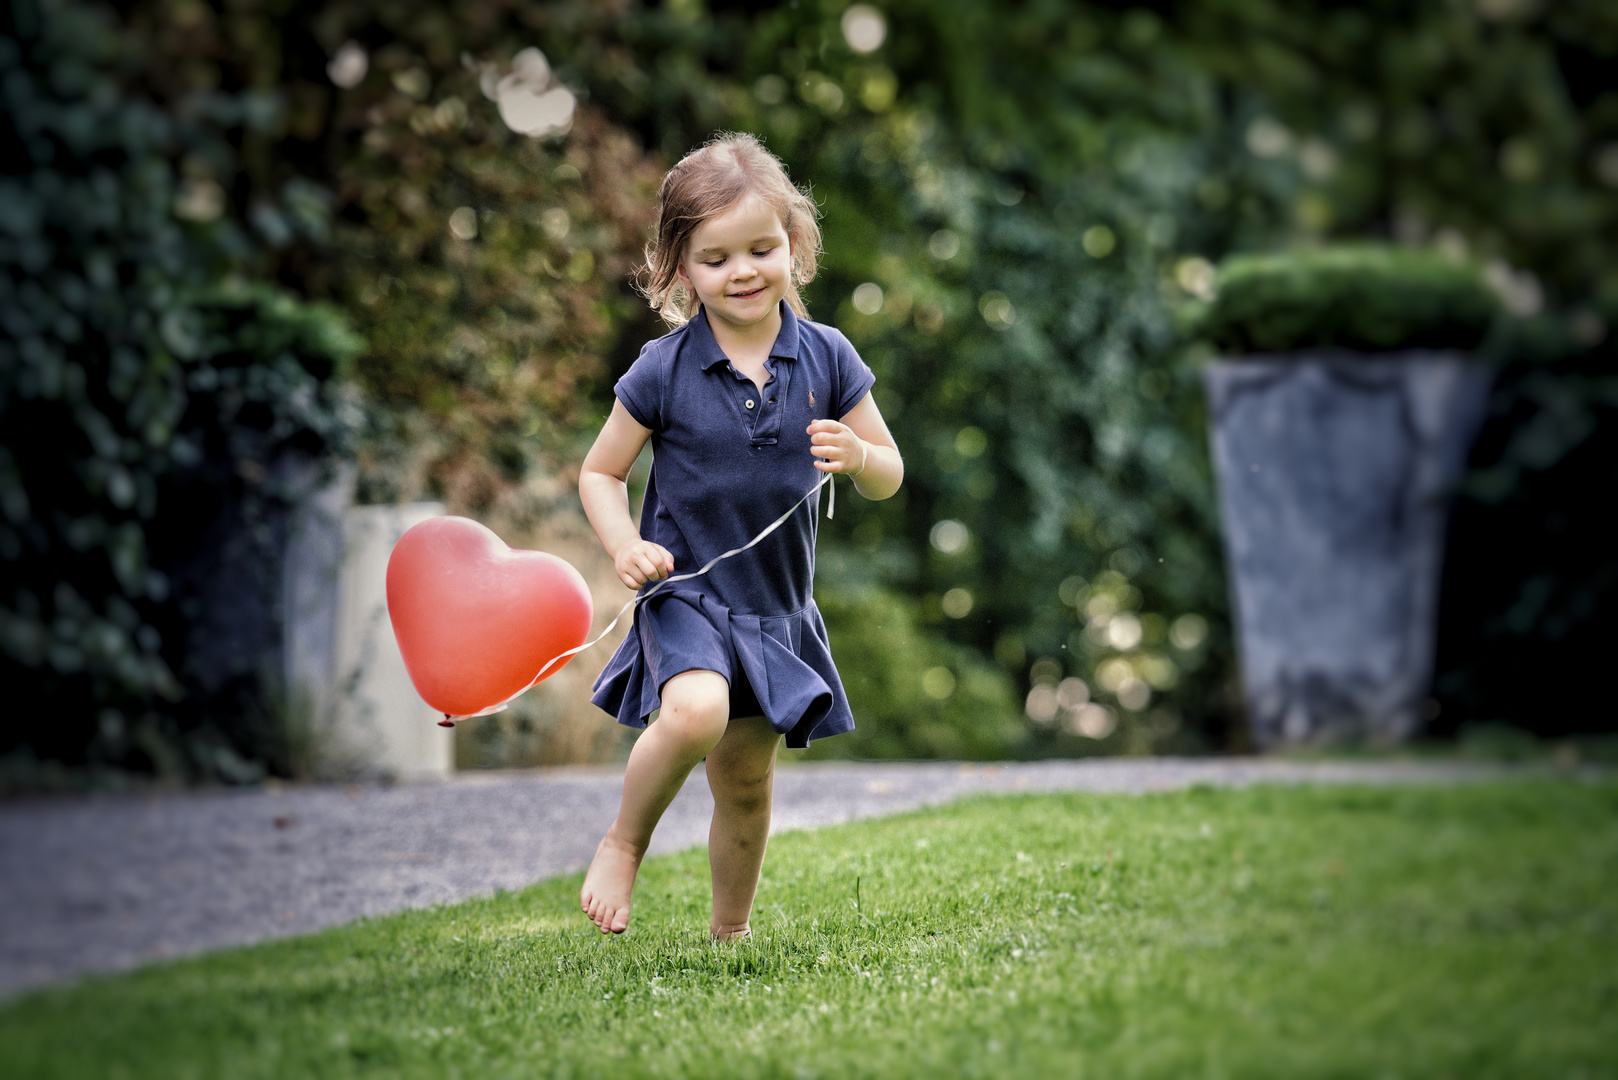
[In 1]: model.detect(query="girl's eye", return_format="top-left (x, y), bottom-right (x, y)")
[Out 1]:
top-left (704, 260), bottom-right (725, 268)
top-left (752, 248), bottom-right (774, 258)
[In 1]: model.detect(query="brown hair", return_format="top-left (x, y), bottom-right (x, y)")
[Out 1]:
top-left (640, 132), bottom-right (822, 326)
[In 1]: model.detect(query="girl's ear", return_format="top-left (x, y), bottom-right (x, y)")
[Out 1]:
top-left (674, 257), bottom-right (690, 286)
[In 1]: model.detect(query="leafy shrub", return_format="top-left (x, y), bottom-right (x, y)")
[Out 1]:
top-left (1196, 245), bottom-right (1501, 355)
top-left (0, 0), bottom-right (360, 786)
top-left (812, 587), bottom-right (1024, 761)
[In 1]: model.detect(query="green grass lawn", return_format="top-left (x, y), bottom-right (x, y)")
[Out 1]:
top-left (4, 780), bottom-right (1616, 1078)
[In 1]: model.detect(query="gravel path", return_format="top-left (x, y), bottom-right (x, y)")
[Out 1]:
top-left (0, 757), bottom-right (1502, 999)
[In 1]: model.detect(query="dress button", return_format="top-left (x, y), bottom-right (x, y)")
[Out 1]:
top-left (745, 399), bottom-right (755, 409)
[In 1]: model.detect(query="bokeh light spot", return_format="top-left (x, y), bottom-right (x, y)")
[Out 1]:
top-left (1117, 676), bottom-right (1151, 712)
top-left (1246, 116), bottom-right (1294, 158)
top-left (327, 42), bottom-right (368, 89)
top-left (1081, 225), bottom-right (1116, 258)
top-left (1106, 612), bottom-right (1142, 651)
top-left (1068, 703), bottom-right (1116, 739)
top-left (929, 229), bottom-right (960, 259)
top-left (1170, 613), bottom-right (1208, 650)
top-left (1085, 593), bottom-right (1118, 623)
top-left (1096, 657), bottom-right (1132, 693)
top-left (979, 292), bottom-right (1015, 328)
top-left (1140, 653), bottom-right (1179, 690)
top-left (1029, 658), bottom-right (1063, 686)
top-left (922, 666), bottom-right (956, 700)
top-left (859, 69), bottom-right (898, 112)
top-left (495, 48), bottom-right (575, 138)
top-left (954, 426), bottom-right (987, 458)
top-left (1299, 138), bottom-right (1339, 180)
top-left (1025, 684), bottom-right (1058, 723)
top-left (1056, 677), bottom-right (1089, 709)
top-left (930, 519), bottom-right (969, 554)
top-left (1058, 574), bottom-right (1088, 607)
top-left (173, 179), bottom-right (224, 223)
top-left (392, 68), bottom-right (431, 101)
top-left (842, 5), bottom-right (888, 54)
top-left (1175, 256), bottom-right (1216, 300)
top-left (448, 206), bottom-right (478, 241)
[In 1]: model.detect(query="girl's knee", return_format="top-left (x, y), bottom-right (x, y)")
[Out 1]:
top-left (657, 671), bottom-right (729, 748)
top-left (710, 759), bottom-right (774, 815)
top-left (715, 779), bottom-right (771, 816)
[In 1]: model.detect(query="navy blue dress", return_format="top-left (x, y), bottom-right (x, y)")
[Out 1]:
top-left (590, 302), bottom-right (875, 747)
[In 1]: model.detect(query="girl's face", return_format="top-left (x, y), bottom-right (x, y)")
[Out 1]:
top-left (676, 195), bottom-right (794, 335)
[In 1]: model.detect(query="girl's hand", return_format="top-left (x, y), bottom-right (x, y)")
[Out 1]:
top-left (808, 419), bottom-right (868, 475)
top-left (614, 540), bottom-right (675, 590)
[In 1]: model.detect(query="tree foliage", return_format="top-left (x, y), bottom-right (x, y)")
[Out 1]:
top-left (7, 0), bottom-right (1617, 781)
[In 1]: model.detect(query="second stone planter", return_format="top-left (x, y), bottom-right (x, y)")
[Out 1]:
top-left (1203, 351), bottom-right (1491, 748)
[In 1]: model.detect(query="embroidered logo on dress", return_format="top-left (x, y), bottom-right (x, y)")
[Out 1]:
top-left (808, 389), bottom-right (815, 406)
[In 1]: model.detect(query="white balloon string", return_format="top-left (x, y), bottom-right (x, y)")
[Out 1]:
top-left (454, 471), bottom-right (837, 720)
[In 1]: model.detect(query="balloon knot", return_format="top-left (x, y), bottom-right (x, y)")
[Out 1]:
top-left (438, 716), bottom-right (456, 728)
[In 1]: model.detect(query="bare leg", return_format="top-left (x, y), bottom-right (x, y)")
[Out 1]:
top-left (581, 670), bottom-right (729, 934)
top-left (705, 714), bottom-right (781, 940)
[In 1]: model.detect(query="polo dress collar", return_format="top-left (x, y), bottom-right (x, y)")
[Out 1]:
top-left (689, 301), bottom-right (803, 370)
top-left (688, 303), bottom-right (799, 448)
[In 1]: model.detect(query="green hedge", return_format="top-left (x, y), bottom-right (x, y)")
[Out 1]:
top-left (1196, 246), bottom-right (1502, 355)
top-left (0, 0), bottom-right (360, 788)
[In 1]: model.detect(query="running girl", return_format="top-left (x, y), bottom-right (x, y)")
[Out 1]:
top-left (578, 133), bottom-right (903, 939)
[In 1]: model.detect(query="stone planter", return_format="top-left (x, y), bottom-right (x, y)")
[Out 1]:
top-left (283, 476), bottom-right (453, 781)
top-left (1203, 351), bottom-right (1491, 748)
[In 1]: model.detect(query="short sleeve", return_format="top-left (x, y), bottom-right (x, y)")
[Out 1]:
top-left (614, 340), bottom-right (665, 431)
top-left (833, 333), bottom-right (877, 419)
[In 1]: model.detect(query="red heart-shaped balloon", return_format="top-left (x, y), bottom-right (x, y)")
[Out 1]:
top-left (386, 516), bottom-right (593, 719)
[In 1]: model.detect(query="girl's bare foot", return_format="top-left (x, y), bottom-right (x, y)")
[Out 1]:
top-left (580, 833), bottom-right (641, 934)
top-left (710, 921), bottom-right (751, 942)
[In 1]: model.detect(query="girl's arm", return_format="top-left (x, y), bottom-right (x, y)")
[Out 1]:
top-left (580, 400), bottom-right (675, 589)
top-left (807, 392), bottom-right (904, 501)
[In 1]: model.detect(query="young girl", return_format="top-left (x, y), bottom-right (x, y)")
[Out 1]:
top-left (578, 133), bottom-right (903, 939)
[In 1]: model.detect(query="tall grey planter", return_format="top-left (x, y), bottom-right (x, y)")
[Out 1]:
top-left (1203, 352), bottom-right (1491, 748)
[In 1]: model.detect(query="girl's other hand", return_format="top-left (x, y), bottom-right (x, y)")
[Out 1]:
top-left (614, 540), bottom-right (675, 590)
top-left (808, 419), bottom-right (868, 475)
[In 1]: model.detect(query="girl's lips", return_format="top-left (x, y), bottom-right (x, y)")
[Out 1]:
top-left (728, 287), bottom-right (766, 299)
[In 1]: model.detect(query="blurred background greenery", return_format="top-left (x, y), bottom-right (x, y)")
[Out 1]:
top-left (2, 0), bottom-right (1615, 786)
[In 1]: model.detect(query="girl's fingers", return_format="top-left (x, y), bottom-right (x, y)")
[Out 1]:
top-left (617, 545), bottom-right (673, 589)
top-left (812, 449), bottom-right (857, 472)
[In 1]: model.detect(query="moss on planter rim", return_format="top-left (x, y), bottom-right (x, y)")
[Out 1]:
top-left (1196, 245), bottom-right (1501, 356)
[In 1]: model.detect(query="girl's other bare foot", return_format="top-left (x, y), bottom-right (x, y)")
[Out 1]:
top-left (580, 833), bottom-right (641, 934)
top-left (710, 920), bottom-right (751, 942)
